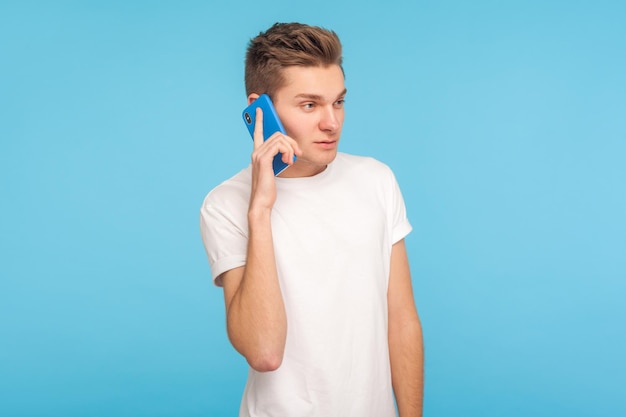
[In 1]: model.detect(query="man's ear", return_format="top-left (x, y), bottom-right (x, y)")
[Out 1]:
top-left (247, 93), bottom-right (260, 105)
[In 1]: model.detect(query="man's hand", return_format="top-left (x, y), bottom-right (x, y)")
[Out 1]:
top-left (249, 107), bottom-right (301, 213)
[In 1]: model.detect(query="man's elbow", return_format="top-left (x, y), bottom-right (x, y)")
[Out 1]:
top-left (247, 350), bottom-right (284, 372)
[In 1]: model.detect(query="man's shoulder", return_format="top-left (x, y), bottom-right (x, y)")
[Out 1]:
top-left (201, 166), bottom-right (252, 210)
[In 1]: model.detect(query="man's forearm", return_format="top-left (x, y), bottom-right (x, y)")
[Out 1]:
top-left (226, 208), bottom-right (287, 372)
top-left (389, 317), bottom-right (424, 417)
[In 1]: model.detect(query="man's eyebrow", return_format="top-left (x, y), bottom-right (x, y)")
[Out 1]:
top-left (294, 89), bottom-right (348, 101)
top-left (294, 93), bottom-right (323, 101)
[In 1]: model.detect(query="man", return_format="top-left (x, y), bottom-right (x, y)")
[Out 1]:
top-left (200, 22), bottom-right (423, 417)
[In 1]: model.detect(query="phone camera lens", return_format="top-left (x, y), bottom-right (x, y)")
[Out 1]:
top-left (244, 112), bottom-right (252, 124)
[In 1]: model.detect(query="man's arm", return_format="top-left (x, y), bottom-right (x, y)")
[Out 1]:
top-left (220, 106), bottom-right (301, 372)
top-left (388, 239), bottom-right (424, 416)
top-left (221, 209), bottom-right (285, 372)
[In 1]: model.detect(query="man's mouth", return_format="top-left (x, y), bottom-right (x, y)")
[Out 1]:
top-left (314, 140), bottom-right (337, 149)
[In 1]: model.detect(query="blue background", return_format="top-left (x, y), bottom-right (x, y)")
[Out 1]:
top-left (1, 1), bottom-right (624, 416)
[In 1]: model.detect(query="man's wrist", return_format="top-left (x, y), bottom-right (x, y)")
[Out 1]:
top-left (248, 206), bottom-right (272, 224)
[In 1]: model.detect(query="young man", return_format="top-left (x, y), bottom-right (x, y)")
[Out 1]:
top-left (200, 22), bottom-right (423, 417)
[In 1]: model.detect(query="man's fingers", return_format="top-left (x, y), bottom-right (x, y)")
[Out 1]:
top-left (253, 136), bottom-right (295, 167)
top-left (252, 129), bottom-right (302, 172)
top-left (276, 135), bottom-right (300, 165)
top-left (253, 107), bottom-right (264, 148)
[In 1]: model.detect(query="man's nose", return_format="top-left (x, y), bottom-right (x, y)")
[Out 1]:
top-left (319, 107), bottom-right (339, 132)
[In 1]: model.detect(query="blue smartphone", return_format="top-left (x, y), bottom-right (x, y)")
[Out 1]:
top-left (242, 94), bottom-right (295, 176)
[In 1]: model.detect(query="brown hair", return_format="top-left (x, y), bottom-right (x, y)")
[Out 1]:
top-left (245, 22), bottom-right (343, 98)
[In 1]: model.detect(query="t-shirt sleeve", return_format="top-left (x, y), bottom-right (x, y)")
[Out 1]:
top-left (199, 194), bottom-right (248, 287)
top-left (387, 168), bottom-right (412, 244)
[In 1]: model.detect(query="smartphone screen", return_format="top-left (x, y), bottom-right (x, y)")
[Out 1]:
top-left (242, 94), bottom-right (295, 176)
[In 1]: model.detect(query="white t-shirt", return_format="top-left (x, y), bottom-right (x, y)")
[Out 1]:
top-left (200, 153), bottom-right (412, 417)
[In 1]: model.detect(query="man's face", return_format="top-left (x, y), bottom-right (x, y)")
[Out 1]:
top-left (272, 64), bottom-right (346, 178)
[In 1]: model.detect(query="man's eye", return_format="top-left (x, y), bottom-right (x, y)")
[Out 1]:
top-left (335, 99), bottom-right (345, 107)
top-left (303, 103), bottom-right (315, 110)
